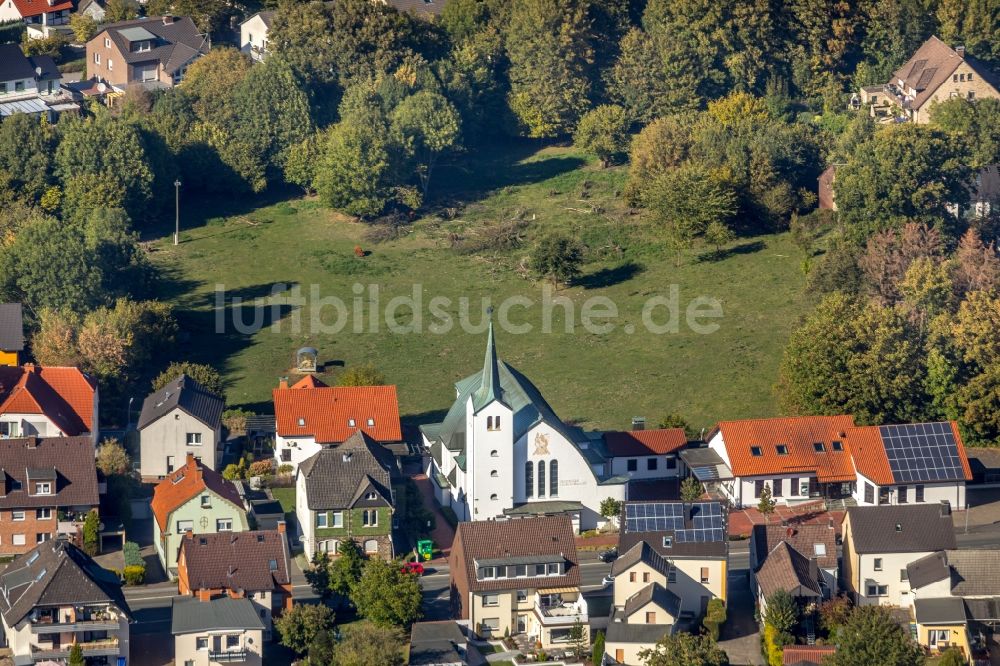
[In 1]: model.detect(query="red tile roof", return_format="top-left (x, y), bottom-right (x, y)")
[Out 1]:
top-left (151, 455), bottom-right (243, 531)
top-left (714, 416), bottom-right (857, 482)
top-left (0, 365), bottom-right (96, 436)
top-left (9, 0), bottom-right (73, 18)
top-left (604, 428), bottom-right (687, 457)
top-left (783, 645), bottom-right (835, 666)
top-left (848, 421), bottom-right (972, 485)
top-left (291, 375), bottom-right (326, 389)
top-left (273, 382), bottom-right (402, 444)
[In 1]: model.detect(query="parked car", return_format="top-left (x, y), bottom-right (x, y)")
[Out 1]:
top-left (402, 561), bottom-right (425, 576)
top-left (598, 548), bottom-right (618, 563)
top-left (602, 574), bottom-right (614, 587)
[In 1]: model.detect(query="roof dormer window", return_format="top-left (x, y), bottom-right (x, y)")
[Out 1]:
top-left (367, 418), bottom-right (374, 427)
top-left (750, 446), bottom-right (762, 457)
top-left (831, 440), bottom-right (843, 451)
top-left (775, 445), bottom-right (789, 455)
top-left (348, 419), bottom-right (356, 428)
top-left (813, 442), bottom-right (825, 453)
top-left (297, 418), bottom-right (305, 427)
top-left (133, 39), bottom-right (151, 52)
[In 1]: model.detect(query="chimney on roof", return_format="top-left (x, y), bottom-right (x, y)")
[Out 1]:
top-left (23, 363), bottom-right (36, 373)
top-left (828, 518), bottom-right (835, 530)
top-left (162, 15), bottom-right (174, 24)
top-left (940, 501), bottom-right (952, 517)
top-left (26, 437), bottom-right (38, 449)
top-left (185, 528), bottom-right (193, 541)
top-left (631, 417), bottom-right (645, 432)
top-left (279, 377), bottom-right (289, 389)
top-left (277, 521), bottom-right (286, 534)
top-left (786, 527), bottom-right (795, 538)
top-left (197, 588), bottom-right (212, 602)
top-left (956, 45), bottom-right (966, 58)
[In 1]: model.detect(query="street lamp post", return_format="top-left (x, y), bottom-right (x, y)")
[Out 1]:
top-left (173, 179), bottom-right (182, 246)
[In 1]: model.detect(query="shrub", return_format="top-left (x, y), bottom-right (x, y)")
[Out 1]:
top-left (123, 541), bottom-right (143, 568)
top-left (222, 463), bottom-right (243, 480)
top-left (703, 598), bottom-right (727, 641)
top-left (248, 459), bottom-right (274, 477)
top-left (277, 464), bottom-right (294, 476)
top-left (123, 564), bottom-right (146, 586)
top-left (82, 510), bottom-right (99, 555)
top-left (222, 408), bottom-right (252, 435)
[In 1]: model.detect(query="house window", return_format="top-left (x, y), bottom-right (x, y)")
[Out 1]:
top-left (316, 513), bottom-right (328, 528)
top-left (874, 558), bottom-right (883, 571)
top-left (490, 450), bottom-right (499, 458)
top-left (12, 534), bottom-right (24, 546)
top-left (534, 564), bottom-right (546, 576)
top-left (281, 449), bottom-right (291, 462)
top-left (516, 589), bottom-right (527, 602)
top-left (216, 518), bottom-right (233, 531)
top-left (107, 58), bottom-right (112, 71)
top-left (512, 564), bottom-right (527, 577)
top-left (916, 485), bottom-right (925, 502)
top-left (549, 460), bottom-right (558, 496)
top-left (832, 440), bottom-right (843, 451)
top-left (800, 480), bottom-right (810, 496)
top-left (627, 459), bottom-right (638, 472)
top-left (666, 456), bottom-right (677, 469)
top-left (177, 520), bottom-right (193, 533)
top-left (754, 480), bottom-right (765, 498)
top-left (226, 635), bottom-right (239, 649)
top-left (969, 91), bottom-right (976, 100)
top-left (196, 637), bottom-right (208, 650)
top-left (201, 495), bottom-right (211, 508)
top-left (898, 486), bottom-right (907, 503)
top-left (318, 539), bottom-right (338, 553)
top-left (629, 572), bottom-right (636, 583)
top-left (104, 37), bottom-right (110, 47)
top-left (968, 73), bottom-right (974, 81)
top-left (663, 536), bottom-right (672, 548)
top-left (668, 569), bottom-right (676, 583)
top-left (167, 456), bottom-right (175, 473)
top-left (900, 569), bottom-right (909, 582)
top-left (332, 511), bottom-right (343, 528)
top-left (537, 461), bottom-right (546, 498)
top-left (864, 483), bottom-right (875, 504)
top-left (94, 52), bottom-right (100, 64)
top-left (867, 584), bottom-right (888, 596)
top-left (750, 446), bottom-right (762, 456)
top-left (525, 462), bottom-right (533, 498)
top-left (490, 470), bottom-right (498, 478)
top-left (772, 479), bottom-right (782, 497)
top-left (790, 478), bottom-right (799, 496)
top-left (185, 661), bottom-right (195, 666)
top-left (36, 508), bottom-right (51, 520)
top-left (366, 418), bottom-right (375, 427)
top-left (186, 433), bottom-right (202, 446)
top-left (490, 493), bottom-right (498, 500)
top-left (954, 74), bottom-right (959, 82)
top-left (547, 562), bottom-right (560, 575)
top-left (960, 73), bottom-right (966, 82)
top-left (348, 419), bottom-right (356, 428)
top-left (297, 418), bottom-right (305, 427)
top-left (12, 511), bottom-right (24, 521)
top-left (482, 594), bottom-right (499, 607)
top-left (643, 572), bottom-right (650, 583)
top-left (813, 442), bottom-right (825, 453)
top-left (34, 482), bottom-right (51, 495)
top-left (814, 543), bottom-right (826, 557)
top-left (364, 539), bottom-right (378, 553)
top-left (700, 567), bottom-right (710, 583)
top-left (363, 509), bottom-right (378, 526)
top-left (36, 532), bottom-right (49, 544)
top-left (366, 492), bottom-right (377, 500)
top-left (647, 458), bottom-right (658, 471)
top-left (929, 630), bottom-right (950, 647)
top-left (775, 445), bottom-right (789, 455)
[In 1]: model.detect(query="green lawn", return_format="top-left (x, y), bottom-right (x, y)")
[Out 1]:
top-left (270, 487), bottom-right (296, 525)
top-left (150, 143), bottom-right (810, 431)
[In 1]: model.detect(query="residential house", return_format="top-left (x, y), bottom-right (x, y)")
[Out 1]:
top-left (605, 541), bottom-right (682, 665)
top-left (0, 436), bottom-right (99, 556)
top-left (171, 596), bottom-right (264, 666)
top-left (0, 364), bottom-right (98, 445)
top-left (176, 525), bottom-right (292, 641)
top-left (0, 304), bottom-right (23, 366)
top-left (0, 0), bottom-right (72, 39)
top-left (382, 0), bottom-right (449, 19)
top-left (782, 646), bottom-right (836, 666)
top-left (617, 501), bottom-right (727, 616)
top-left (0, 538), bottom-right (133, 665)
top-left (842, 504), bottom-right (957, 607)
top-left (970, 164), bottom-right (1000, 219)
top-left (449, 515), bottom-right (588, 649)
top-left (138, 374), bottom-right (224, 479)
top-left (239, 10), bottom-right (273, 62)
top-left (409, 621), bottom-right (486, 666)
top-left (86, 16), bottom-right (208, 91)
top-left (296, 430), bottom-right (397, 559)
top-left (77, 0), bottom-right (105, 21)
top-left (749, 523), bottom-right (838, 613)
top-left (0, 45), bottom-right (76, 119)
top-left (859, 36), bottom-right (1000, 124)
top-left (151, 454), bottom-right (249, 578)
top-left (421, 323), bottom-right (627, 531)
top-left (273, 374), bottom-right (402, 473)
top-left (603, 423), bottom-right (687, 481)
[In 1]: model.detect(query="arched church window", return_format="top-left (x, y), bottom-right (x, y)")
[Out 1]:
top-left (525, 462), bottom-right (533, 497)
top-left (537, 461), bottom-right (546, 498)
top-left (549, 460), bottom-right (558, 496)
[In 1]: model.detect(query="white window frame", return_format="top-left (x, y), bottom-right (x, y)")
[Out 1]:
top-left (482, 594), bottom-right (500, 607)
top-left (316, 512), bottom-right (328, 528)
top-left (12, 534), bottom-right (25, 546)
top-left (12, 511), bottom-right (24, 521)
top-left (332, 511), bottom-right (343, 528)
top-left (36, 508), bottom-right (52, 520)
top-left (196, 637), bottom-right (209, 651)
top-left (216, 518), bottom-right (233, 532)
top-left (186, 432), bottom-right (202, 446)
top-left (176, 520), bottom-right (193, 533)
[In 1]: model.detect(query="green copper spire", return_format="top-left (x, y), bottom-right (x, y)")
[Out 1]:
top-left (473, 317), bottom-right (502, 411)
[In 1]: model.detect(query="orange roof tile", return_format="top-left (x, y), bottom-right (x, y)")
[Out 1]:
top-left (151, 455), bottom-right (243, 531)
top-left (783, 645), bottom-right (835, 666)
top-left (715, 415), bottom-right (857, 482)
top-left (604, 428), bottom-right (687, 457)
top-left (291, 375), bottom-right (326, 389)
top-left (848, 421), bottom-right (972, 485)
top-left (0, 365), bottom-right (95, 436)
top-left (9, 0), bottom-right (73, 18)
top-left (273, 383), bottom-right (402, 444)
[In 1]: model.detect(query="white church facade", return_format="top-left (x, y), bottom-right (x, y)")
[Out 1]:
top-left (421, 323), bottom-right (630, 532)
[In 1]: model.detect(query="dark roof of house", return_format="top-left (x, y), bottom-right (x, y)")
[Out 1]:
top-left (245, 9), bottom-right (274, 27)
top-left (914, 597), bottom-right (967, 625)
top-left (28, 56), bottom-right (59, 82)
top-left (0, 539), bottom-right (132, 626)
top-left (618, 501), bottom-right (728, 559)
top-left (151, 456), bottom-right (244, 531)
top-left (968, 447), bottom-right (1000, 473)
top-left (170, 596), bottom-right (265, 634)
top-left (179, 529), bottom-right (290, 592)
top-left (299, 430), bottom-right (396, 511)
top-left (965, 598), bottom-right (1000, 621)
top-left (755, 541), bottom-right (822, 600)
top-left (892, 36), bottom-right (1000, 110)
top-left (139, 374), bottom-right (224, 430)
top-left (453, 516), bottom-right (580, 593)
top-left (0, 45), bottom-right (36, 83)
top-left (623, 582), bottom-right (681, 620)
top-left (611, 541), bottom-right (672, 579)
top-left (752, 524), bottom-right (838, 571)
top-left (907, 551), bottom-right (950, 589)
top-left (0, 437), bottom-right (98, 510)
top-left (907, 549), bottom-right (1000, 596)
top-left (96, 16), bottom-right (208, 75)
top-left (846, 505), bottom-right (957, 554)
top-left (605, 607), bottom-right (673, 645)
top-left (0, 303), bottom-right (23, 351)
top-left (386, 0), bottom-right (448, 18)
top-left (409, 621), bottom-right (482, 666)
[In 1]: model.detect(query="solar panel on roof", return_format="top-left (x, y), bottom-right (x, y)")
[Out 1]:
top-left (879, 422), bottom-right (964, 484)
top-left (624, 501), bottom-right (725, 541)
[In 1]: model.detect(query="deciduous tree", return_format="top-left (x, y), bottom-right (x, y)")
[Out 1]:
top-left (530, 234), bottom-right (585, 285)
top-left (825, 605), bottom-right (923, 666)
top-left (350, 557), bottom-right (423, 627)
top-left (336, 363), bottom-right (387, 387)
top-left (329, 621), bottom-right (405, 666)
top-left (573, 104), bottom-right (629, 167)
top-left (274, 603), bottom-right (335, 655)
top-left (638, 632), bottom-right (728, 666)
top-left (152, 362), bottom-right (225, 398)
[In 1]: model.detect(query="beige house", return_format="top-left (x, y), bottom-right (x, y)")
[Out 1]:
top-left (138, 374), bottom-right (224, 479)
top-left (450, 516), bottom-right (588, 649)
top-left (859, 36), bottom-right (1000, 124)
top-left (86, 16), bottom-right (208, 91)
top-left (171, 596), bottom-right (264, 666)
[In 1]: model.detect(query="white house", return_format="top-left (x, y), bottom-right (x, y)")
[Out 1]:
top-left (240, 10), bottom-right (273, 62)
top-left (0, 45), bottom-right (75, 119)
top-left (842, 504), bottom-right (957, 608)
top-left (420, 323), bottom-right (627, 532)
top-left (138, 374), bottom-right (224, 479)
top-left (272, 375), bottom-right (402, 473)
top-left (0, 364), bottom-right (98, 445)
top-left (603, 426), bottom-right (687, 481)
top-left (0, 0), bottom-right (72, 39)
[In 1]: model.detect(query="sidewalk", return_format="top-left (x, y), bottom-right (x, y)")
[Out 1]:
top-left (411, 472), bottom-right (456, 561)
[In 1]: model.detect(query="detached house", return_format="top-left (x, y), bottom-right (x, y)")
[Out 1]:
top-left (138, 374), bottom-right (224, 479)
top-left (450, 516), bottom-right (588, 649)
top-left (239, 10), bottom-right (273, 62)
top-left (172, 596), bottom-right (264, 666)
top-left (273, 375), bottom-right (402, 472)
top-left (842, 504), bottom-right (957, 608)
top-left (0, 538), bottom-right (133, 665)
top-left (296, 430), bottom-right (397, 559)
top-left (86, 16), bottom-right (208, 91)
top-left (0, 364), bottom-right (98, 445)
top-left (0, 0), bottom-right (71, 39)
top-left (603, 425), bottom-right (687, 481)
top-left (152, 454), bottom-right (249, 578)
top-left (749, 523), bottom-right (838, 613)
top-left (859, 36), bottom-right (1000, 124)
top-left (177, 525), bottom-right (292, 641)
top-left (0, 436), bottom-right (100, 556)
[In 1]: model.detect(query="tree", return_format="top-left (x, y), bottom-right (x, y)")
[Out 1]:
top-left (703, 598), bottom-right (726, 641)
top-left (104, 0), bottom-right (138, 22)
top-left (329, 621), bottom-right (405, 666)
top-left (599, 498), bottom-right (622, 521)
top-left (82, 510), bottom-right (100, 555)
top-left (392, 91), bottom-right (462, 197)
top-left (30, 308), bottom-right (82, 367)
top-left (329, 540), bottom-right (366, 600)
top-left (591, 630), bottom-right (605, 666)
top-left (757, 483), bottom-right (776, 523)
top-left (859, 223), bottom-right (945, 305)
top-left (350, 557), bottom-right (423, 627)
top-left (953, 228), bottom-right (1000, 295)
top-left (574, 104), bottom-right (630, 167)
top-left (182, 48), bottom-right (252, 125)
top-left (0, 108), bottom-right (54, 202)
top-left (818, 595), bottom-right (852, 634)
top-left (937, 648), bottom-right (967, 666)
top-left (568, 619), bottom-right (587, 660)
top-left (638, 632), bottom-right (729, 666)
top-left (505, 0), bottom-right (594, 138)
top-left (274, 603), bottom-right (335, 655)
top-left (69, 13), bottom-right (98, 43)
top-left (68, 643), bottom-right (85, 666)
top-left (308, 629), bottom-right (336, 666)
top-left (704, 221), bottom-right (736, 255)
top-left (762, 590), bottom-right (797, 634)
top-left (825, 605), bottom-right (923, 666)
top-left (96, 438), bottom-right (131, 476)
top-left (530, 234), bottom-right (585, 286)
top-left (337, 363), bottom-right (387, 387)
top-left (647, 164), bottom-right (737, 250)
top-left (656, 412), bottom-right (691, 434)
top-left (152, 362), bottom-right (225, 398)
top-left (681, 476), bottom-right (703, 502)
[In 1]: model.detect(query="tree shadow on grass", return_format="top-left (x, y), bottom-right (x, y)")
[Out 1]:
top-left (696, 240), bottom-right (767, 263)
top-left (576, 261), bottom-right (644, 289)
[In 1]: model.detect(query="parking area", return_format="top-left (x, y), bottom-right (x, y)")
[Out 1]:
top-left (962, 487), bottom-right (1000, 530)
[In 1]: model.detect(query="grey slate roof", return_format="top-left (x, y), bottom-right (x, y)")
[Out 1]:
top-left (138, 374), bottom-right (224, 430)
top-left (623, 582), bottom-right (681, 620)
top-left (0, 304), bottom-right (24, 351)
top-left (752, 524), bottom-right (838, 571)
top-left (612, 541), bottom-right (672, 579)
top-left (409, 621), bottom-right (481, 666)
top-left (299, 430), bottom-right (395, 511)
top-left (846, 505), bottom-right (956, 554)
top-left (0, 539), bottom-right (132, 626)
top-left (914, 597), bottom-right (967, 625)
top-left (0, 46), bottom-right (35, 83)
top-left (755, 541), bottom-right (822, 600)
top-left (605, 607), bottom-right (673, 645)
top-left (99, 16), bottom-right (208, 75)
top-left (170, 596), bottom-right (265, 634)
top-left (907, 549), bottom-right (1000, 596)
top-left (907, 551), bottom-right (950, 589)
top-left (28, 56), bottom-right (59, 82)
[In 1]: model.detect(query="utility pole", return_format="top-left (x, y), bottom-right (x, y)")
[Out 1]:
top-left (174, 179), bottom-right (182, 245)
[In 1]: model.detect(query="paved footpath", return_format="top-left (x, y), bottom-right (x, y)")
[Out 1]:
top-left (411, 471), bottom-right (457, 561)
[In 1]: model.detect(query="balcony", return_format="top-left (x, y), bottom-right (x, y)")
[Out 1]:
top-left (30, 618), bottom-right (120, 633)
top-left (209, 649), bottom-right (250, 662)
top-left (31, 638), bottom-right (121, 660)
top-left (534, 593), bottom-right (588, 626)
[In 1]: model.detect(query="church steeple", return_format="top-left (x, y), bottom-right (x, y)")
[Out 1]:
top-left (473, 317), bottom-right (502, 410)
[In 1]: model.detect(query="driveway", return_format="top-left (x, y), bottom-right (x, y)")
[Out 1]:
top-left (410, 468), bottom-right (456, 562)
top-left (718, 569), bottom-right (763, 665)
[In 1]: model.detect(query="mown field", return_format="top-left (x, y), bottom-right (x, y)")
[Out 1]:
top-left (150, 143), bottom-right (811, 431)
